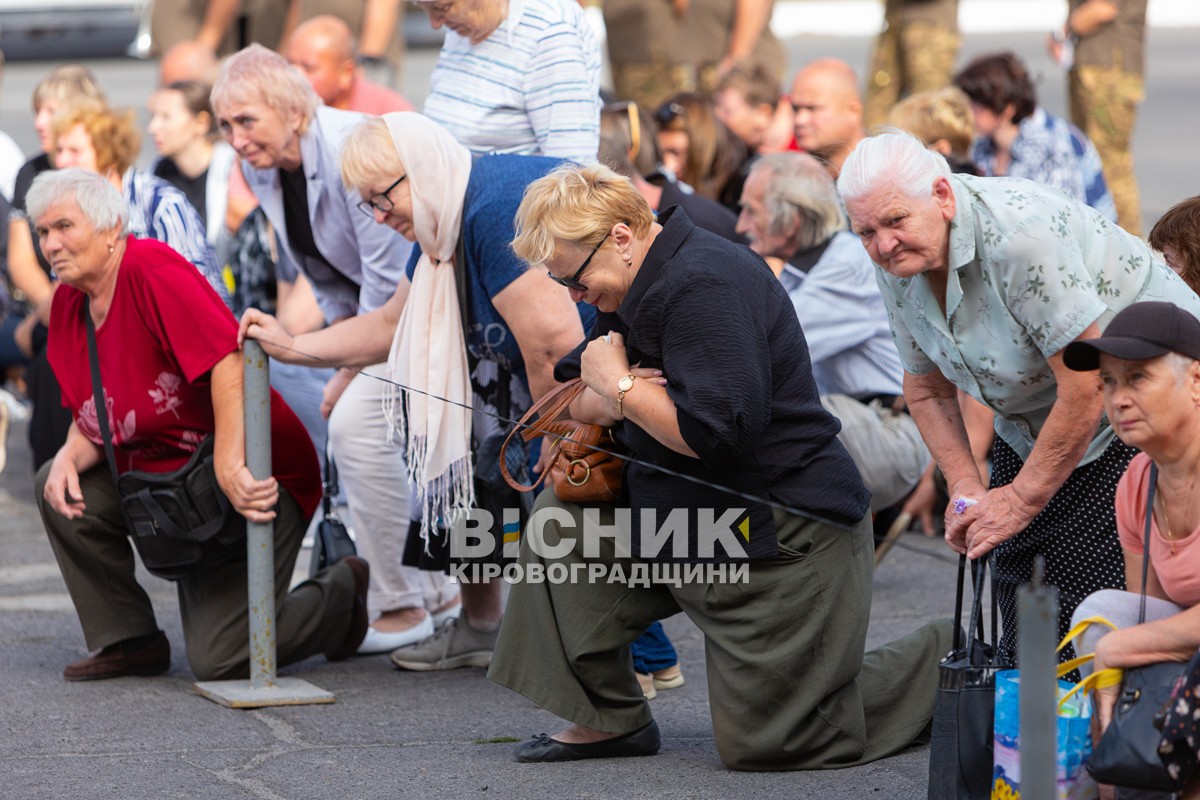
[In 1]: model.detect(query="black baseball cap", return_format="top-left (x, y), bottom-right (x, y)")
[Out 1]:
top-left (1063, 301), bottom-right (1200, 371)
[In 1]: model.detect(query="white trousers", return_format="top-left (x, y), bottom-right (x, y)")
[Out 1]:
top-left (1069, 588), bottom-right (1184, 674)
top-left (327, 366), bottom-right (456, 613)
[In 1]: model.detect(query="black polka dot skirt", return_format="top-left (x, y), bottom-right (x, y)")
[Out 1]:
top-left (988, 437), bottom-right (1136, 663)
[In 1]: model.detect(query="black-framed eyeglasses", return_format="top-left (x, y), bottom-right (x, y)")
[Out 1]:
top-left (548, 231), bottom-right (610, 291)
top-left (356, 174), bottom-right (407, 217)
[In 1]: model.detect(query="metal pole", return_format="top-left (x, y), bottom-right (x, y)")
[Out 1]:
top-left (192, 343), bottom-right (333, 708)
top-left (1018, 556), bottom-right (1058, 800)
top-left (243, 340), bottom-right (276, 689)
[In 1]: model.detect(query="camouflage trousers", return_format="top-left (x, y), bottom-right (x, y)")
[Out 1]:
top-left (863, 22), bottom-right (960, 131)
top-left (611, 61), bottom-right (723, 112)
top-left (1070, 65), bottom-right (1145, 237)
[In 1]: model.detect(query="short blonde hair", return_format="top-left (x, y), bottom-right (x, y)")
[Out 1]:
top-left (52, 100), bottom-right (140, 177)
top-left (33, 64), bottom-right (105, 113)
top-left (513, 163), bottom-right (655, 268)
top-left (887, 87), bottom-right (974, 158)
top-left (211, 44), bottom-right (320, 132)
top-left (340, 116), bottom-right (402, 192)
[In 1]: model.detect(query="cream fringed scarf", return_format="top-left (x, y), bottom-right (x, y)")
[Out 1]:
top-left (380, 112), bottom-right (474, 536)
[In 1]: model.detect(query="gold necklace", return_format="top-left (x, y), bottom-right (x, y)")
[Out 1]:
top-left (1157, 488), bottom-right (1188, 557)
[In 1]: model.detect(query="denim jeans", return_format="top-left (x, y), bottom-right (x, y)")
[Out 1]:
top-left (631, 620), bottom-right (677, 674)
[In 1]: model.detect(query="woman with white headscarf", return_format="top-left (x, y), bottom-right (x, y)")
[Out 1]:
top-left (239, 112), bottom-right (590, 670)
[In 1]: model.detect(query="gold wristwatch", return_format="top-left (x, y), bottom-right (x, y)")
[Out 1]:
top-left (615, 373), bottom-right (637, 418)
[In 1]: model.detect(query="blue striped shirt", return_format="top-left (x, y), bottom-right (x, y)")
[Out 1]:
top-left (779, 231), bottom-right (905, 398)
top-left (422, 0), bottom-right (601, 163)
top-left (123, 167), bottom-right (230, 309)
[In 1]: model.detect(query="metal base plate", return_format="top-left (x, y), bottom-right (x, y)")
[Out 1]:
top-left (192, 677), bottom-right (336, 708)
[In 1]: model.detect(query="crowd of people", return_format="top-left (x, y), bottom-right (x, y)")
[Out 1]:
top-left (3, 0), bottom-right (1200, 788)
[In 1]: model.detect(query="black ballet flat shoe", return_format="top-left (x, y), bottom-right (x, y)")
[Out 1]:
top-left (513, 720), bottom-right (661, 763)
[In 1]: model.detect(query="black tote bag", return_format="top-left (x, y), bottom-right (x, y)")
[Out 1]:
top-left (928, 554), bottom-right (1013, 800)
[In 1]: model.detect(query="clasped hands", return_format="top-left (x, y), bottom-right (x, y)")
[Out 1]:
top-left (579, 332), bottom-right (666, 422)
top-left (945, 479), bottom-right (1041, 560)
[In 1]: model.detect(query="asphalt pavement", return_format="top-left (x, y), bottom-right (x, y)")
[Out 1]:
top-left (0, 11), bottom-right (1198, 800)
top-left (0, 414), bottom-right (963, 800)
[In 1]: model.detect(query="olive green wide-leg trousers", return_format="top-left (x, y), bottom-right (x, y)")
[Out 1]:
top-left (489, 490), bottom-right (955, 771)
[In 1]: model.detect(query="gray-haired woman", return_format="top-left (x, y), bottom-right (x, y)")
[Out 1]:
top-left (211, 45), bottom-right (460, 653)
top-left (30, 168), bottom-right (366, 682)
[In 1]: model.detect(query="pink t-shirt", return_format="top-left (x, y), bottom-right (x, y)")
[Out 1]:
top-left (48, 236), bottom-right (320, 517)
top-left (346, 78), bottom-right (413, 116)
top-left (1116, 452), bottom-right (1200, 607)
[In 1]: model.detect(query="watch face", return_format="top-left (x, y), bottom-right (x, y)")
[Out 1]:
top-left (618, 376), bottom-right (635, 392)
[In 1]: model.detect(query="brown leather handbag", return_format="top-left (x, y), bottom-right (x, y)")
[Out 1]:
top-left (500, 378), bottom-right (625, 503)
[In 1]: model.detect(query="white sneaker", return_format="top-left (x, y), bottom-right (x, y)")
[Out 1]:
top-left (0, 388), bottom-right (29, 423)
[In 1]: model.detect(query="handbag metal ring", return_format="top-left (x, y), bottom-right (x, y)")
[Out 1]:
top-left (566, 459), bottom-right (591, 486)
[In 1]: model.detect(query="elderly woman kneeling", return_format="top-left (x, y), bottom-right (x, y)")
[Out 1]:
top-left (1064, 302), bottom-right (1200, 795)
top-left (486, 163), bottom-right (955, 770)
top-left (31, 169), bottom-right (367, 682)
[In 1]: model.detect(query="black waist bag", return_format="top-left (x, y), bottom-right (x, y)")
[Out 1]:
top-left (117, 436), bottom-right (246, 581)
top-left (85, 299), bottom-right (244, 581)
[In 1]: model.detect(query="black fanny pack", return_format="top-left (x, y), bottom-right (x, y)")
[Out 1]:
top-left (85, 299), bottom-right (244, 581)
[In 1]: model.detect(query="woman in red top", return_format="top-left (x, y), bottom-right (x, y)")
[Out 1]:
top-left (30, 168), bottom-right (368, 682)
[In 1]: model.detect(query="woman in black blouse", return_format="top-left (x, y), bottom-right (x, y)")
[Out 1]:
top-left (488, 163), bottom-right (955, 770)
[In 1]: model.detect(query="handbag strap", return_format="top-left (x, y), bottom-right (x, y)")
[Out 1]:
top-left (498, 378), bottom-right (588, 492)
top-left (322, 449), bottom-right (339, 518)
top-left (83, 298), bottom-right (124, 490)
top-left (1140, 463), bottom-right (1158, 625)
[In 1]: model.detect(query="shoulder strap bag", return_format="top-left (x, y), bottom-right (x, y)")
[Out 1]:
top-left (499, 377), bottom-right (625, 505)
top-left (308, 450), bottom-right (356, 576)
top-left (1085, 463), bottom-right (1190, 793)
top-left (84, 298), bottom-right (244, 581)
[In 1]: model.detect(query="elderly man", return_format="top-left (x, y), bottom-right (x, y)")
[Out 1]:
top-left (790, 58), bottom-right (866, 178)
top-left (737, 152), bottom-right (928, 511)
top-left (285, 15), bottom-right (412, 114)
top-left (837, 131), bottom-right (1200, 658)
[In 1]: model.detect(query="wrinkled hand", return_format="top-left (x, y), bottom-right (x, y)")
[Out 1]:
top-left (238, 308), bottom-right (295, 361)
top-left (903, 469), bottom-right (940, 537)
top-left (580, 332), bottom-right (633, 406)
top-left (947, 484), bottom-right (1040, 560)
top-left (44, 451), bottom-right (86, 519)
top-left (944, 477), bottom-right (987, 554)
top-left (320, 368), bottom-right (356, 419)
top-left (219, 462), bottom-right (280, 523)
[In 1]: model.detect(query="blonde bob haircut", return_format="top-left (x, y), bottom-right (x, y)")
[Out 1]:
top-left (513, 163), bottom-right (655, 269)
top-left (211, 44), bottom-right (320, 133)
top-left (340, 116), bottom-right (402, 193)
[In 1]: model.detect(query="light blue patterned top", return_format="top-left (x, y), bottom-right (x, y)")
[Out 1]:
top-left (877, 173), bottom-right (1200, 465)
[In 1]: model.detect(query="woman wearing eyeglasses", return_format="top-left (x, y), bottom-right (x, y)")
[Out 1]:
top-left (211, 46), bottom-right (463, 655)
top-left (239, 112), bottom-right (593, 669)
top-left (484, 162), bottom-right (954, 768)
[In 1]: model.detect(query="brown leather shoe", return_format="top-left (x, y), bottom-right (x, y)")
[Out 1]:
top-left (325, 556), bottom-right (369, 661)
top-left (63, 631), bottom-right (170, 681)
